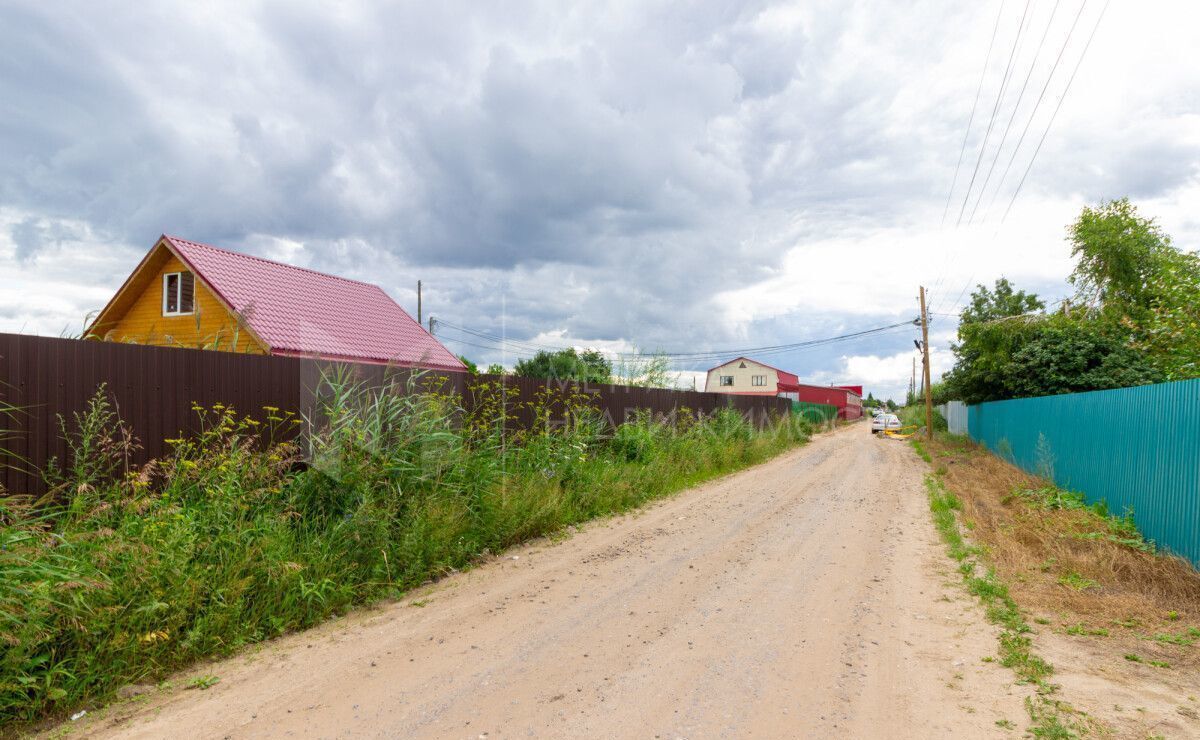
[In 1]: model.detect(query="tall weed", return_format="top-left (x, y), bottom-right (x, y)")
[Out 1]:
top-left (0, 376), bottom-right (811, 724)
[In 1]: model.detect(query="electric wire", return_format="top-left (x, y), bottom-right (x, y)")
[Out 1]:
top-left (982, 0), bottom-right (1090, 223)
top-left (434, 320), bottom-right (920, 367)
top-left (940, 0), bottom-right (1008, 228)
top-left (1000, 0), bottom-right (1110, 225)
top-left (933, 0), bottom-right (1092, 319)
top-left (955, 0), bottom-right (1033, 226)
top-left (966, 0), bottom-right (1062, 225)
top-left (438, 323), bottom-right (917, 364)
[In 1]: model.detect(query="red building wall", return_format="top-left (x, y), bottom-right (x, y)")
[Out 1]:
top-left (793, 384), bottom-right (863, 420)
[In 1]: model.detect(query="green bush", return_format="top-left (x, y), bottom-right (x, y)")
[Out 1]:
top-left (0, 378), bottom-right (810, 724)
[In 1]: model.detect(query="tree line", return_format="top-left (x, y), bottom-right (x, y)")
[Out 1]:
top-left (458, 347), bottom-right (677, 388)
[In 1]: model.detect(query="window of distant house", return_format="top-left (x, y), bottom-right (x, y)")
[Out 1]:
top-left (751, 375), bottom-right (766, 386)
top-left (719, 375), bottom-right (735, 386)
top-left (162, 271), bottom-right (195, 316)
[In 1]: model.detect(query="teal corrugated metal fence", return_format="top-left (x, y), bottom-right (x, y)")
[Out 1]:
top-left (968, 379), bottom-right (1200, 566)
top-left (792, 401), bottom-right (838, 424)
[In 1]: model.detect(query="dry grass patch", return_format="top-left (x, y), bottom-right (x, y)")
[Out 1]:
top-left (926, 435), bottom-right (1200, 670)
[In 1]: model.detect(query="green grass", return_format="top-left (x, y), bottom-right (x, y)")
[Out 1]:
top-left (1057, 572), bottom-right (1101, 592)
top-left (923, 473), bottom-right (1084, 737)
top-left (911, 437), bottom-right (933, 463)
top-left (0, 377), bottom-right (814, 726)
top-left (1014, 485), bottom-right (1156, 554)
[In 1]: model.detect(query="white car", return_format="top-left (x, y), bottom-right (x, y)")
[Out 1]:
top-left (871, 413), bottom-right (902, 434)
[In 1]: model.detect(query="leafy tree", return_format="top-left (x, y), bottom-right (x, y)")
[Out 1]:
top-left (485, 363), bottom-right (506, 375)
top-left (612, 350), bottom-right (676, 388)
top-left (942, 278), bottom-right (1049, 404)
top-left (944, 278), bottom-right (1165, 404)
top-left (458, 355), bottom-right (479, 374)
top-left (1068, 198), bottom-right (1200, 379)
top-left (1069, 198), bottom-right (1174, 315)
top-left (1003, 318), bottom-right (1162, 399)
top-left (513, 348), bottom-right (612, 384)
top-left (961, 277), bottom-right (1045, 324)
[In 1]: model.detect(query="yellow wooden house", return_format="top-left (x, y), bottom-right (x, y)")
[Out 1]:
top-left (88, 235), bottom-right (465, 370)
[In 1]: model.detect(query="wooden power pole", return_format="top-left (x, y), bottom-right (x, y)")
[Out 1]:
top-left (417, 280), bottom-right (422, 326)
top-left (919, 286), bottom-right (933, 440)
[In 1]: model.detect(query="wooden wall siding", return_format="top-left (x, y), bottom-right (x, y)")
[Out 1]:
top-left (98, 253), bottom-right (265, 354)
top-left (0, 333), bottom-right (793, 496)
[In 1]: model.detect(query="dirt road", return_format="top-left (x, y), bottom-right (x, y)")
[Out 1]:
top-left (84, 425), bottom-right (1030, 739)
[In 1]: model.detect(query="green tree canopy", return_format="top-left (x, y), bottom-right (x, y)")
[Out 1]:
top-left (960, 277), bottom-right (1045, 325)
top-left (513, 348), bottom-right (612, 384)
top-left (1068, 198), bottom-right (1200, 379)
top-left (612, 350), bottom-right (676, 388)
top-left (1069, 198), bottom-right (1176, 315)
top-left (942, 278), bottom-right (1047, 404)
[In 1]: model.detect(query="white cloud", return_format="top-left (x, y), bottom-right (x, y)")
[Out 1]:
top-left (3, 0), bottom-right (1199, 401)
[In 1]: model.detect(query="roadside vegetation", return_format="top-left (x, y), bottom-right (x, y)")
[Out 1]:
top-left (915, 432), bottom-right (1200, 737)
top-left (0, 374), bottom-right (813, 726)
top-left (942, 199), bottom-right (1200, 405)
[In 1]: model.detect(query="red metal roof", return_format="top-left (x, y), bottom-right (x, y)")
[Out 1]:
top-left (164, 235), bottom-right (464, 371)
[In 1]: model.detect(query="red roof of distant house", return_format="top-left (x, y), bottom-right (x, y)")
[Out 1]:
top-left (164, 236), bottom-right (464, 371)
top-left (835, 385), bottom-right (863, 397)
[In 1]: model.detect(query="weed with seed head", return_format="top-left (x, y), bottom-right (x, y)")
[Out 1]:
top-left (0, 372), bottom-right (814, 725)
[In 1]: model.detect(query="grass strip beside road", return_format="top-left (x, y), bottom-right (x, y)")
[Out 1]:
top-left (923, 471), bottom-right (1082, 737)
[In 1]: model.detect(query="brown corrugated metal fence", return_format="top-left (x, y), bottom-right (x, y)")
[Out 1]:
top-left (0, 333), bottom-right (791, 496)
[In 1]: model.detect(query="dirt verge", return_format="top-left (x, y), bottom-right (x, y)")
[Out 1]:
top-left (924, 434), bottom-right (1200, 738)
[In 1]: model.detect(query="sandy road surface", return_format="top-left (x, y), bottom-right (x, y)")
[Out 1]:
top-left (84, 425), bottom-right (1030, 739)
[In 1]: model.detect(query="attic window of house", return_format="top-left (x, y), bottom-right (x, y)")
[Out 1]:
top-left (162, 271), bottom-right (195, 316)
top-left (719, 375), bottom-right (735, 386)
top-left (751, 375), bottom-right (766, 386)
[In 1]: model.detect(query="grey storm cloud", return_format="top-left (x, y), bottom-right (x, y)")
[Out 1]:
top-left (3, 0), bottom-right (1199, 398)
top-left (0, 0), bottom-right (926, 269)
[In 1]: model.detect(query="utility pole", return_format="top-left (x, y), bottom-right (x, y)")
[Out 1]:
top-left (919, 286), bottom-right (933, 440)
top-left (417, 280), bottom-right (422, 326)
top-left (428, 316), bottom-right (435, 335)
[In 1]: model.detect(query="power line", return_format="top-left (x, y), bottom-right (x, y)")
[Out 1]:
top-left (940, 0), bottom-right (1008, 228)
top-left (440, 325), bottom-right (917, 365)
top-left (1001, 0), bottom-right (1110, 224)
top-left (933, 0), bottom-right (1097, 319)
top-left (966, 0), bottom-right (1062, 225)
top-left (955, 0), bottom-right (1033, 226)
top-left (438, 318), bottom-right (918, 359)
top-left (436, 320), bottom-right (920, 366)
top-left (984, 0), bottom-right (1090, 222)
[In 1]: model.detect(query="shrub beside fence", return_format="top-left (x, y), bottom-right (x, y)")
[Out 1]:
top-left (0, 332), bottom-right (791, 496)
top-left (967, 379), bottom-right (1200, 566)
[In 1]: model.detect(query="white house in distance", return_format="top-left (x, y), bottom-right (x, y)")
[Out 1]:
top-left (703, 356), bottom-right (798, 396)
top-left (704, 356), bottom-right (864, 420)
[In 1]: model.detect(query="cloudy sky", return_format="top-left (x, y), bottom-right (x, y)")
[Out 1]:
top-left (2, 0), bottom-right (1198, 400)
